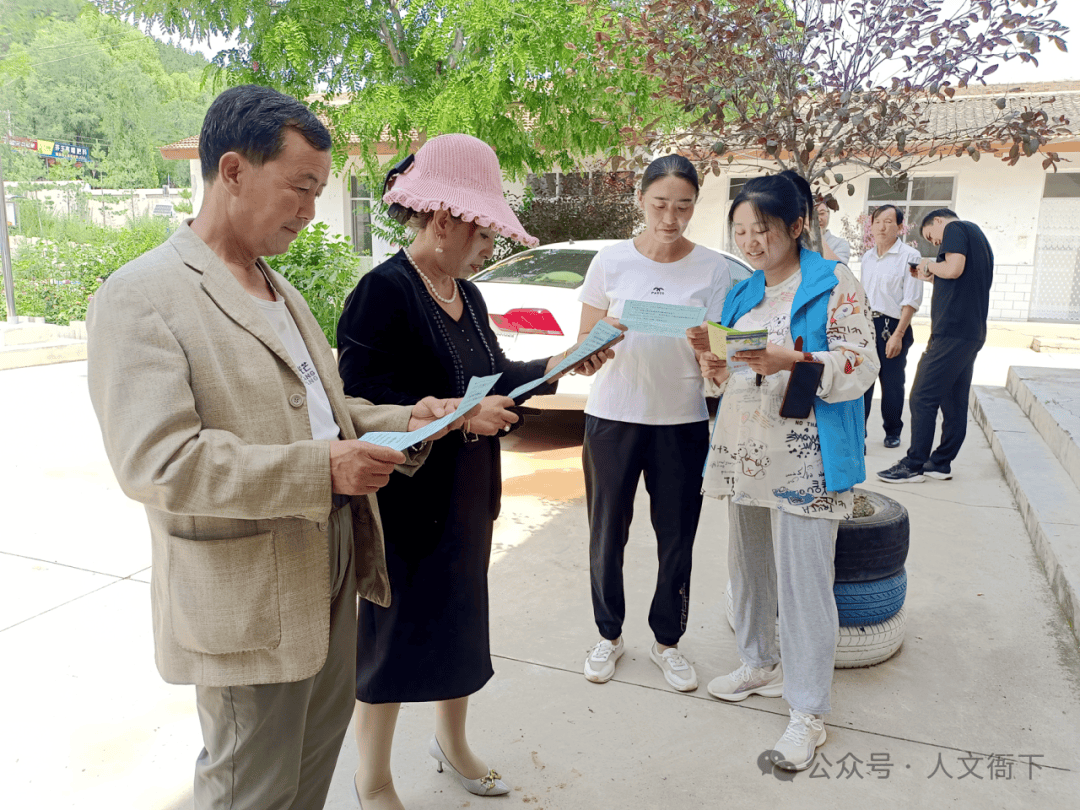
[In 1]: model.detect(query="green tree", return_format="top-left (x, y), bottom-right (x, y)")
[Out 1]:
top-left (593, 0), bottom-right (1072, 245)
top-left (265, 222), bottom-right (363, 347)
top-left (103, 0), bottom-right (681, 182)
top-left (1, 1), bottom-right (214, 187)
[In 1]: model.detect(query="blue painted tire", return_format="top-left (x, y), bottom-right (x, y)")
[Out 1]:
top-left (834, 568), bottom-right (906, 627)
top-left (724, 580), bottom-right (907, 668)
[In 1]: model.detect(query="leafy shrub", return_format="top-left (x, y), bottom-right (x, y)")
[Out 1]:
top-left (265, 222), bottom-right (363, 347)
top-left (2, 216), bottom-right (169, 324)
top-left (493, 175), bottom-right (642, 262)
top-left (369, 171), bottom-right (643, 265)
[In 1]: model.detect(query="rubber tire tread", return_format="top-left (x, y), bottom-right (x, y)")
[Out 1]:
top-left (723, 581), bottom-right (907, 669)
top-left (834, 569), bottom-right (907, 627)
top-left (834, 489), bottom-right (909, 583)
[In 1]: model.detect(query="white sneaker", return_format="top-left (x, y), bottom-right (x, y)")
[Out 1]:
top-left (771, 709), bottom-right (827, 771)
top-left (707, 660), bottom-right (784, 702)
top-left (584, 637), bottom-right (624, 683)
top-left (649, 642), bottom-right (698, 692)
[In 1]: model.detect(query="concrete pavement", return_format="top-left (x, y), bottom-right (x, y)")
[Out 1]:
top-left (2, 329), bottom-right (1079, 809)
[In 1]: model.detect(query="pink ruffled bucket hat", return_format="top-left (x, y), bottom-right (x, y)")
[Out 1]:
top-left (383, 134), bottom-right (538, 247)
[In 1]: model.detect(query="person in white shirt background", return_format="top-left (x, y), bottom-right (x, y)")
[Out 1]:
top-left (860, 204), bottom-right (924, 448)
top-left (577, 154), bottom-right (734, 694)
top-left (816, 202), bottom-right (851, 266)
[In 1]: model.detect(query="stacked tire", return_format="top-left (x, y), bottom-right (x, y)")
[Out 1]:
top-left (725, 488), bottom-right (910, 668)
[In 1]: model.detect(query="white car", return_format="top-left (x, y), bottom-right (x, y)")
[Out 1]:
top-left (471, 239), bottom-right (753, 408)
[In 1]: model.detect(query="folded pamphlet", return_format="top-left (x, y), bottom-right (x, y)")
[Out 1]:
top-left (706, 321), bottom-right (769, 367)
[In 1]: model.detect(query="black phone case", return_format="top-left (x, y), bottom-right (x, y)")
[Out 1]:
top-left (779, 361), bottom-right (825, 419)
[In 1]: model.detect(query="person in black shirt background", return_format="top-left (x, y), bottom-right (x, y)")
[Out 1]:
top-left (877, 209), bottom-right (994, 483)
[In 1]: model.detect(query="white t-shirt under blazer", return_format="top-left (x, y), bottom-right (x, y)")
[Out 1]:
top-left (577, 240), bottom-right (732, 425)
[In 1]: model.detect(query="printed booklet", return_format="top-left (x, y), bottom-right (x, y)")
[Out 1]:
top-left (706, 322), bottom-right (769, 367)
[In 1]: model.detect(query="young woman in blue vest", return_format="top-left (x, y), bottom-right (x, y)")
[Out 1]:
top-left (691, 171), bottom-right (878, 771)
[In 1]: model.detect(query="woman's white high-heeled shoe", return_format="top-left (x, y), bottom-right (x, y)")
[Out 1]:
top-left (352, 771), bottom-right (364, 809)
top-left (428, 735), bottom-right (510, 796)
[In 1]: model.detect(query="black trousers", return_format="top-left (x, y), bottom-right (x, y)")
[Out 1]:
top-left (902, 334), bottom-right (983, 471)
top-left (583, 415), bottom-right (709, 647)
top-left (863, 314), bottom-right (914, 439)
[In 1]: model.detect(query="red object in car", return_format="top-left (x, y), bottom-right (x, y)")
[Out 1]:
top-left (489, 308), bottom-right (564, 336)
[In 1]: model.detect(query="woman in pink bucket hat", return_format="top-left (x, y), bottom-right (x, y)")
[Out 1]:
top-left (336, 134), bottom-right (617, 809)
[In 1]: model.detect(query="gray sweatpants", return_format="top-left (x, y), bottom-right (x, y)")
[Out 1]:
top-left (728, 503), bottom-right (839, 715)
top-left (193, 503), bottom-right (357, 810)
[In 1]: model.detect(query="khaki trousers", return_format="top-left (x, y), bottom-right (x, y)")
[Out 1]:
top-left (193, 504), bottom-right (357, 810)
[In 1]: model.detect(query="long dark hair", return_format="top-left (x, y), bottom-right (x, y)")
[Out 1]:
top-left (641, 154), bottom-right (700, 198)
top-left (728, 170), bottom-right (814, 252)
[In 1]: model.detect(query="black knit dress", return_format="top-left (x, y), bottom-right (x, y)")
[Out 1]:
top-left (337, 251), bottom-right (554, 703)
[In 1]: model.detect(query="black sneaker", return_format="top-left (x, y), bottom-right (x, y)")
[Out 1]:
top-left (923, 462), bottom-right (952, 480)
top-left (884, 435), bottom-right (901, 448)
top-left (877, 462), bottom-right (925, 483)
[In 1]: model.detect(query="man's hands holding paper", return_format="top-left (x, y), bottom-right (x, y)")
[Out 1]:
top-left (407, 395), bottom-right (478, 438)
top-left (332, 395), bottom-right (485, 496)
top-left (329, 440), bottom-right (407, 496)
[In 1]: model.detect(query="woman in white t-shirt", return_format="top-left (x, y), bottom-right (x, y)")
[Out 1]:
top-left (578, 154), bottom-right (733, 693)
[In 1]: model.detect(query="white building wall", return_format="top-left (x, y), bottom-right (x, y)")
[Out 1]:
top-left (178, 148), bottom-right (1063, 322)
top-left (8, 180), bottom-right (199, 229)
top-left (690, 153), bottom-right (1052, 322)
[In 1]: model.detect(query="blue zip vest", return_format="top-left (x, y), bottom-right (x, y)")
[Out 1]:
top-left (720, 248), bottom-right (866, 493)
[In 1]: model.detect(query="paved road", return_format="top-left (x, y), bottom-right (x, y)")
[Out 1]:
top-left (2, 356), bottom-right (1079, 809)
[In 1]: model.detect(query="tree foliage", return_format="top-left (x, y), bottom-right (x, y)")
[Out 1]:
top-left (592, 0), bottom-right (1072, 206)
top-left (104, 0), bottom-right (681, 183)
top-left (0, 210), bottom-right (169, 323)
top-left (265, 222), bottom-right (363, 347)
top-left (493, 172), bottom-right (642, 262)
top-left (0, 0), bottom-right (214, 187)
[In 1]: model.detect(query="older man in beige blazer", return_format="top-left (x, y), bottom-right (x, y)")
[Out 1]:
top-left (87, 86), bottom-right (488, 810)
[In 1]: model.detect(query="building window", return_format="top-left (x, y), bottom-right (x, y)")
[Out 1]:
top-left (866, 175), bottom-right (956, 256)
top-left (728, 176), bottom-right (752, 201)
top-left (1044, 173), bottom-right (1080, 198)
top-left (722, 177), bottom-right (758, 251)
top-left (350, 176), bottom-right (373, 257)
top-left (1031, 172), bottom-right (1080, 321)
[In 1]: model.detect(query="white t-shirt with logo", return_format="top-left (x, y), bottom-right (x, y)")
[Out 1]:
top-left (250, 294), bottom-right (340, 442)
top-left (577, 240), bottom-right (732, 425)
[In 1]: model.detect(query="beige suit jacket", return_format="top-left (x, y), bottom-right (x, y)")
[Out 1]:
top-left (87, 223), bottom-right (419, 687)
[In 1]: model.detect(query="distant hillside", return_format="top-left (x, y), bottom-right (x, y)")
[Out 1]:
top-left (0, 0), bottom-right (214, 188)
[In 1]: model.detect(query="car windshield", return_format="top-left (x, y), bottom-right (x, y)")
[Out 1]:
top-left (472, 249), bottom-right (595, 288)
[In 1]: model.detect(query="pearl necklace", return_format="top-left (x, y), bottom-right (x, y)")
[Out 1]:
top-left (404, 249), bottom-right (458, 304)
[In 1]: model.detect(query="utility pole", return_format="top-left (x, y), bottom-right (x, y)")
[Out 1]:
top-left (0, 150), bottom-right (18, 324)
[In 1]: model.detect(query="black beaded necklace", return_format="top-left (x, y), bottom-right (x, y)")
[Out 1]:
top-left (406, 258), bottom-right (497, 398)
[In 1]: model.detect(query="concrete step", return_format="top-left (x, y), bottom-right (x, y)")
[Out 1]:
top-left (0, 321), bottom-right (58, 346)
top-left (0, 320), bottom-right (86, 344)
top-left (1032, 335), bottom-right (1080, 353)
top-left (1006, 366), bottom-right (1080, 493)
top-left (0, 338), bottom-right (87, 370)
top-left (971, 383), bottom-right (1080, 646)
